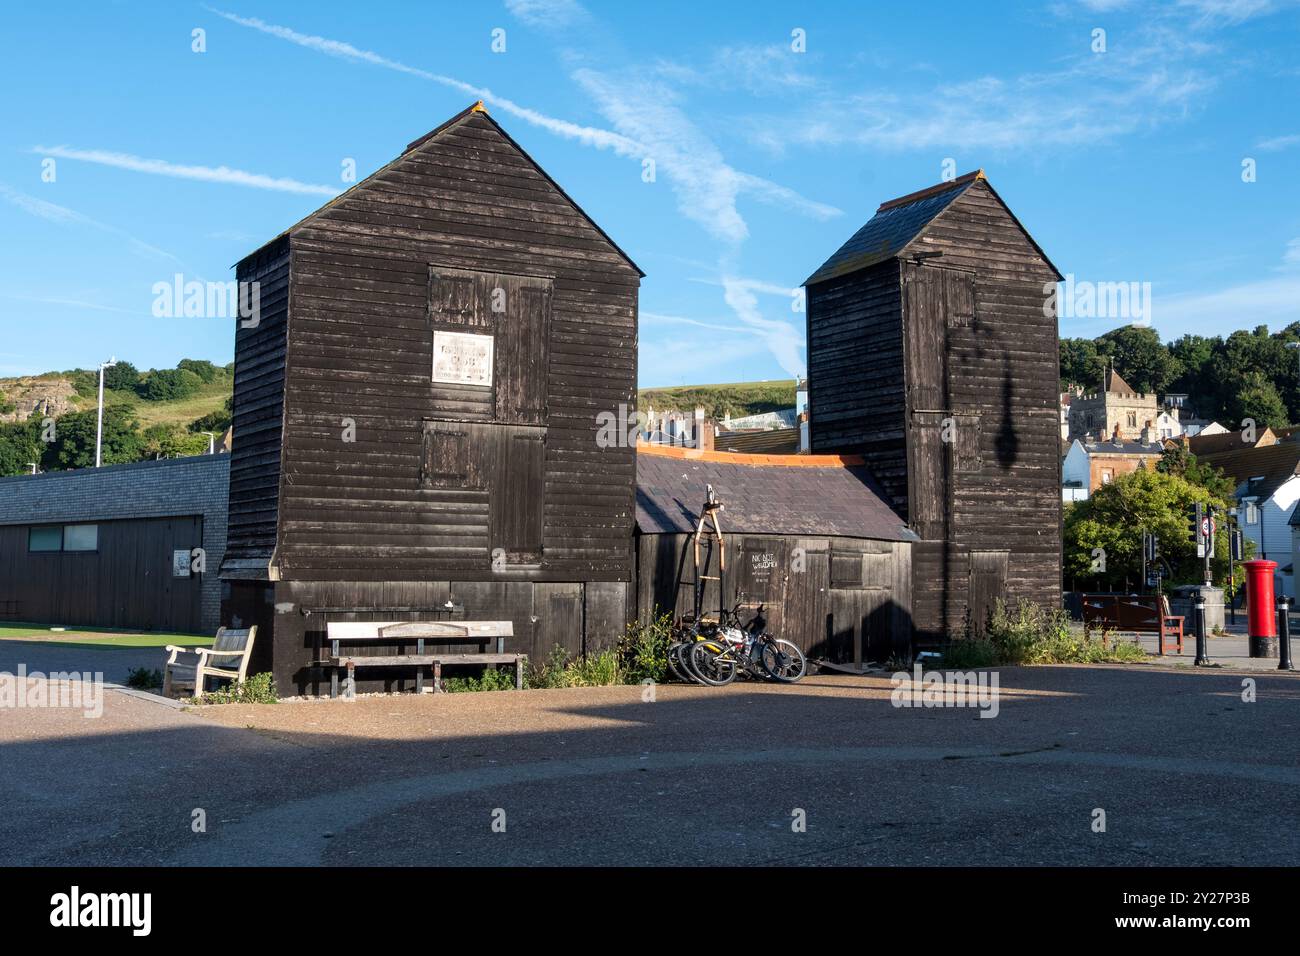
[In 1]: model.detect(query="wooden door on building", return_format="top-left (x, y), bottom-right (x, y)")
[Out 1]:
top-left (735, 537), bottom-right (788, 639)
top-left (967, 550), bottom-right (1009, 636)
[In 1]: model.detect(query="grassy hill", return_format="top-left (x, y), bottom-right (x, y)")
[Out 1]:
top-left (638, 379), bottom-right (798, 421)
top-left (0, 361), bottom-right (234, 475)
top-left (102, 378), bottom-right (231, 429)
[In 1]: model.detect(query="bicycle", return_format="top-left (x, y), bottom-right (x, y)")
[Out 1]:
top-left (684, 603), bottom-right (807, 686)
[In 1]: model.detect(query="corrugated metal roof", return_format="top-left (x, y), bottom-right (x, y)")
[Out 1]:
top-left (636, 450), bottom-right (915, 541)
top-left (803, 178), bottom-right (975, 286)
top-left (713, 428), bottom-right (800, 455)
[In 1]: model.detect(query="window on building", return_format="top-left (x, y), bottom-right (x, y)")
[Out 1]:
top-left (1127, 411), bottom-right (1137, 429)
top-left (28, 526), bottom-right (62, 552)
top-left (1101, 470), bottom-right (1113, 484)
top-left (1246, 502), bottom-right (1260, 525)
top-left (63, 524), bottom-right (98, 551)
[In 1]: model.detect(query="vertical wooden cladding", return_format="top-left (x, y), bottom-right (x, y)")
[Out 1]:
top-left (636, 532), bottom-right (911, 663)
top-left (226, 237), bottom-right (289, 566)
top-left (0, 517), bottom-right (204, 631)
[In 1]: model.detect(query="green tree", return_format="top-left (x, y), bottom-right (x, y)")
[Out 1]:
top-left (102, 361), bottom-right (140, 391)
top-left (1230, 371), bottom-right (1288, 430)
top-left (177, 358), bottom-right (218, 383)
top-left (43, 406), bottom-right (145, 470)
top-left (0, 419), bottom-right (44, 476)
top-left (1059, 337), bottom-right (1105, 390)
top-left (1095, 325), bottom-right (1181, 394)
top-left (1156, 444), bottom-right (1235, 499)
top-left (1063, 468), bottom-right (1233, 590)
top-left (138, 368), bottom-right (203, 402)
top-left (1168, 334), bottom-right (1217, 397)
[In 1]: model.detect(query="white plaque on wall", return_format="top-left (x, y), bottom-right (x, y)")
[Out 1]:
top-left (172, 549), bottom-right (192, 578)
top-left (432, 331), bottom-right (494, 387)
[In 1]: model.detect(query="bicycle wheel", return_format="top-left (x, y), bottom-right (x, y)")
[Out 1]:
top-left (667, 641), bottom-right (694, 684)
top-left (760, 638), bottom-right (807, 683)
top-left (689, 641), bottom-right (737, 686)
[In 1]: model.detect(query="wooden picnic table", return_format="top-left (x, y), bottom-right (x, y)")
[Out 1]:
top-left (325, 620), bottom-right (524, 697)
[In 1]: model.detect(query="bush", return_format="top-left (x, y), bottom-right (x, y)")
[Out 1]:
top-left (525, 645), bottom-right (623, 689)
top-left (142, 423), bottom-right (212, 458)
top-left (138, 368), bottom-right (202, 402)
top-left (444, 666), bottom-right (518, 693)
top-left (125, 667), bottom-right (163, 690)
top-left (187, 408), bottom-right (232, 435)
top-left (617, 613), bottom-right (673, 684)
top-left (187, 672), bottom-right (277, 705)
top-left (177, 359), bottom-right (219, 383)
top-left (940, 599), bottom-right (1148, 667)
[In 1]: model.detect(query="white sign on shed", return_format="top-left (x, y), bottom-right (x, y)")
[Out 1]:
top-left (433, 331), bottom-right (494, 387)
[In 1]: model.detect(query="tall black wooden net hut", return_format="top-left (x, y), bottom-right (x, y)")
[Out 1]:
top-left (220, 103), bottom-right (642, 693)
top-left (804, 171), bottom-right (1063, 644)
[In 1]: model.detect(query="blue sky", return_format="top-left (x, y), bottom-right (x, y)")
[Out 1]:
top-left (1, 0), bottom-right (1298, 386)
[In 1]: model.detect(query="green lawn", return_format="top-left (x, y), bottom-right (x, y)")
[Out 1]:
top-left (0, 623), bottom-right (212, 648)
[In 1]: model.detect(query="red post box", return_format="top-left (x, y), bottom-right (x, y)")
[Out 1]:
top-left (1243, 559), bottom-right (1279, 657)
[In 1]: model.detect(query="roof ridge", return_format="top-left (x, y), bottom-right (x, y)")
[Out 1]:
top-left (876, 169), bottom-right (984, 212)
top-left (636, 440), bottom-right (863, 467)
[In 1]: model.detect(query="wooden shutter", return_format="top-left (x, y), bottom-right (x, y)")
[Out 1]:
top-left (830, 550), bottom-right (864, 589)
top-left (494, 277), bottom-right (552, 424)
top-left (491, 425), bottom-right (545, 558)
top-left (953, 412), bottom-right (983, 473)
top-left (428, 268), bottom-right (488, 329)
top-left (420, 420), bottom-right (487, 488)
top-left (967, 550), bottom-right (1010, 636)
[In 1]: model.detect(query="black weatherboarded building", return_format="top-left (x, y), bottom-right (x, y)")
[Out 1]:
top-left (804, 171), bottom-right (1063, 643)
top-left (221, 103), bottom-right (641, 693)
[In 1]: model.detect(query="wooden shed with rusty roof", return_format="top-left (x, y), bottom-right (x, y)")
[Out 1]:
top-left (635, 443), bottom-right (916, 664)
top-left (804, 170), bottom-right (1063, 644)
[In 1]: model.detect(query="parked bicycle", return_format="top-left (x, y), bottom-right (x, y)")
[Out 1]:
top-left (669, 603), bottom-right (806, 686)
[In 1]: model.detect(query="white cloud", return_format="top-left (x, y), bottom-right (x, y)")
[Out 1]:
top-left (33, 145), bottom-right (338, 196)
top-left (0, 183), bottom-right (180, 263)
top-left (207, 7), bottom-right (641, 157)
top-left (1256, 133), bottom-right (1300, 151)
top-left (573, 69), bottom-right (838, 245)
top-left (746, 6), bottom-right (1263, 155)
top-left (503, 0), bottom-right (588, 29)
top-left (1177, 0), bottom-right (1280, 23)
top-left (1284, 238), bottom-right (1300, 267)
top-left (658, 44), bottom-right (819, 96)
top-left (719, 276), bottom-right (806, 379)
top-left (1161, 274), bottom-right (1300, 333)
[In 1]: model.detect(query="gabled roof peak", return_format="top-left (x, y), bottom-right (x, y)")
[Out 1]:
top-left (876, 169), bottom-right (984, 213)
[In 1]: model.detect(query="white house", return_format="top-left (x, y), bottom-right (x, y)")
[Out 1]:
top-left (1206, 441), bottom-right (1300, 600)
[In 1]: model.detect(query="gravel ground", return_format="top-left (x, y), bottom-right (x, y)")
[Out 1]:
top-left (2, 658), bottom-right (1298, 866)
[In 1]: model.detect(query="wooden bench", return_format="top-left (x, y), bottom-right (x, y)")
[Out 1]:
top-left (1082, 594), bottom-right (1183, 655)
top-left (324, 621), bottom-right (523, 697)
top-left (163, 626), bottom-right (258, 698)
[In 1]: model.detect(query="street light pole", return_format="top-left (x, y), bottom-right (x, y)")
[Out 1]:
top-left (95, 356), bottom-right (117, 468)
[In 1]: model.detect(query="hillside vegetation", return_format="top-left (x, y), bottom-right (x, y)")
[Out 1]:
top-left (638, 379), bottom-right (797, 421)
top-left (0, 359), bottom-right (233, 476)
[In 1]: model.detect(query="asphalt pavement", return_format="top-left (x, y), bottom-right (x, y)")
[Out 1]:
top-left (2, 643), bottom-right (1298, 866)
